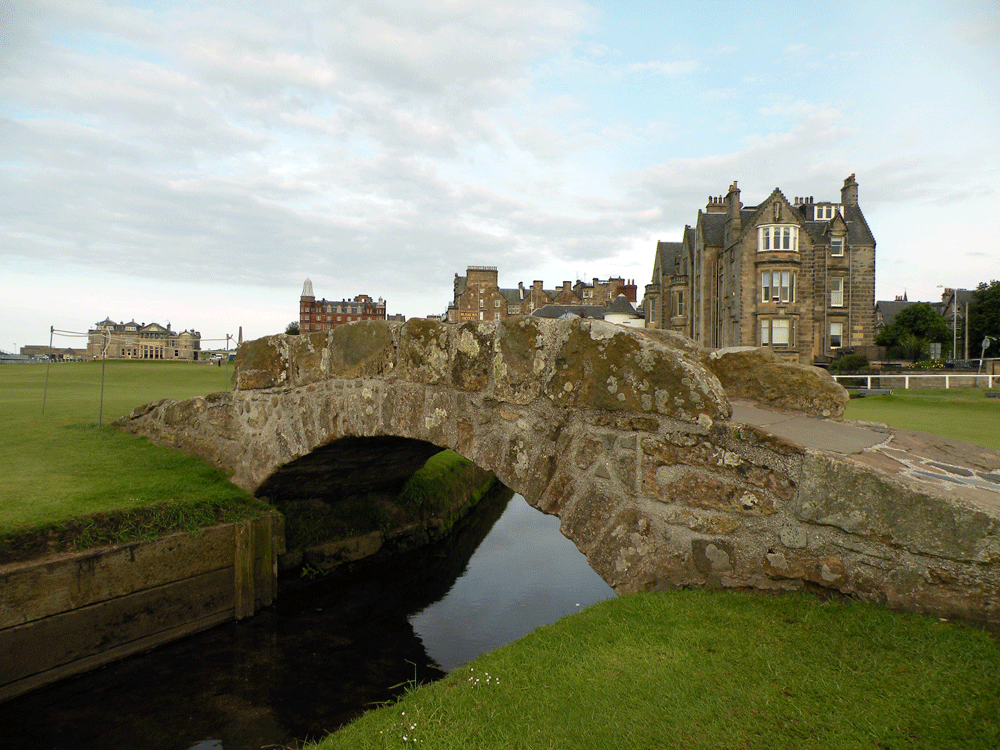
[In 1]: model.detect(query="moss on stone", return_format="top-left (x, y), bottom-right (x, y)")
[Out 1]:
top-left (543, 320), bottom-right (725, 421)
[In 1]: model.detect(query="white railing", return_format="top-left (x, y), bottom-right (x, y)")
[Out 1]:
top-left (833, 373), bottom-right (997, 389)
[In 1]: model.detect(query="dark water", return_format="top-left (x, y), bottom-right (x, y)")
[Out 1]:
top-left (1, 489), bottom-right (614, 750)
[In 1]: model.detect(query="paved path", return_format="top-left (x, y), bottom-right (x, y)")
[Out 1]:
top-left (730, 401), bottom-right (1000, 507)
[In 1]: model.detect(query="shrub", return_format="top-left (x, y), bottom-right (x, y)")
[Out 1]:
top-left (830, 353), bottom-right (869, 374)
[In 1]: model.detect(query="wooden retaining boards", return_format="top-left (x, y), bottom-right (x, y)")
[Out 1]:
top-left (0, 512), bottom-right (282, 703)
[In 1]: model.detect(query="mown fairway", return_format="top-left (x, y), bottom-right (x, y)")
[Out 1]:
top-left (844, 388), bottom-right (1000, 451)
top-left (0, 360), bottom-right (255, 535)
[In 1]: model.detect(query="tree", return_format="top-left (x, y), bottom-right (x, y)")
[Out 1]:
top-left (874, 302), bottom-right (950, 361)
top-left (285, 321), bottom-right (300, 335)
top-left (968, 280), bottom-right (1000, 357)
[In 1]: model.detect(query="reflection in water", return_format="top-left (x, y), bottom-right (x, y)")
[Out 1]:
top-left (412, 498), bottom-right (615, 671)
top-left (0, 489), bottom-right (614, 750)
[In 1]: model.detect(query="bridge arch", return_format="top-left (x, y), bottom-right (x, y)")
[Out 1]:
top-left (118, 317), bottom-right (1000, 628)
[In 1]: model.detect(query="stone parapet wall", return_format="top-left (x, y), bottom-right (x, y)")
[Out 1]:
top-left (0, 513), bottom-right (281, 702)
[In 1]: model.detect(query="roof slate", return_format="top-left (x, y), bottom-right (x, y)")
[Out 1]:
top-left (608, 295), bottom-right (638, 315)
top-left (655, 241), bottom-right (683, 276)
top-left (531, 304), bottom-right (607, 319)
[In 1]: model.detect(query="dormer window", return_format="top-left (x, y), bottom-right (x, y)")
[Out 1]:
top-left (758, 225), bottom-right (798, 252)
top-left (831, 236), bottom-right (845, 257)
top-left (814, 205), bottom-right (841, 220)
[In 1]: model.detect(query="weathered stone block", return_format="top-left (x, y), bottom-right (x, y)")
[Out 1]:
top-left (796, 453), bottom-right (1000, 563)
top-left (707, 347), bottom-right (848, 417)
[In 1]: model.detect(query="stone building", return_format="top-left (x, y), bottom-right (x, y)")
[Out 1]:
top-left (87, 319), bottom-right (202, 360)
top-left (644, 175), bottom-right (876, 365)
top-left (446, 266), bottom-right (638, 323)
top-left (299, 279), bottom-right (388, 334)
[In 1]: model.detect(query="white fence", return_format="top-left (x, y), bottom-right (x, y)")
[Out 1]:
top-left (833, 373), bottom-right (997, 390)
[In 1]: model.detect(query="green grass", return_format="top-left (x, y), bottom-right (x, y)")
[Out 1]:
top-left (399, 449), bottom-right (498, 516)
top-left (312, 589), bottom-right (1000, 750)
top-left (844, 388), bottom-right (1000, 451)
top-left (0, 360), bottom-right (268, 558)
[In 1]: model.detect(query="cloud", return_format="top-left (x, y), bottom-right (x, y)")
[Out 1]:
top-left (3, 0), bottom-right (998, 347)
top-left (1, 1), bottom-right (606, 299)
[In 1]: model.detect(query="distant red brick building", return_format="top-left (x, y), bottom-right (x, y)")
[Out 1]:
top-left (299, 279), bottom-right (387, 333)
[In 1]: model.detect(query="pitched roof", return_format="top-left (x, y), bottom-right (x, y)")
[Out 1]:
top-left (798, 204), bottom-right (875, 247)
top-left (655, 241), bottom-right (683, 277)
top-left (874, 299), bottom-right (947, 327)
top-left (608, 294), bottom-right (639, 315)
top-left (699, 211), bottom-right (726, 247)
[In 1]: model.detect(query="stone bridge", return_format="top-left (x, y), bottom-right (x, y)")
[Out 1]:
top-left (118, 317), bottom-right (1000, 628)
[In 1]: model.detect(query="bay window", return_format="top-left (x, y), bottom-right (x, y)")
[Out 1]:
top-left (758, 225), bottom-right (799, 252)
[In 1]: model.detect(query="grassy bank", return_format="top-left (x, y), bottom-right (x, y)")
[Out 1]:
top-left (844, 388), bottom-right (1000, 451)
top-left (281, 448), bottom-right (498, 556)
top-left (312, 588), bottom-right (1000, 750)
top-left (0, 361), bottom-right (268, 561)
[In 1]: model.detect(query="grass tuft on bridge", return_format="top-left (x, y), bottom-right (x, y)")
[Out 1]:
top-left (311, 588), bottom-right (1000, 750)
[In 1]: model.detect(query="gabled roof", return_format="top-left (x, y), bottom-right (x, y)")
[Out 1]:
top-left (742, 187), bottom-right (794, 229)
top-left (874, 300), bottom-right (912, 326)
top-left (799, 204), bottom-right (875, 246)
top-left (948, 289), bottom-right (975, 307)
top-left (608, 294), bottom-right (638, 315)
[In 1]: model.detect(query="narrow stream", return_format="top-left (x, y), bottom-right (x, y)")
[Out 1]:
top-left (1, 489), bottom-right (614, 750)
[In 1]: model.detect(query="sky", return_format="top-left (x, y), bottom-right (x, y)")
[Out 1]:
top-left (3, 0), bottom-right (999, 352)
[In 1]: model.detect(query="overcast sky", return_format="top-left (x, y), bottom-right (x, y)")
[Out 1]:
top-left (3, 0), bottom-right (998, 352)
